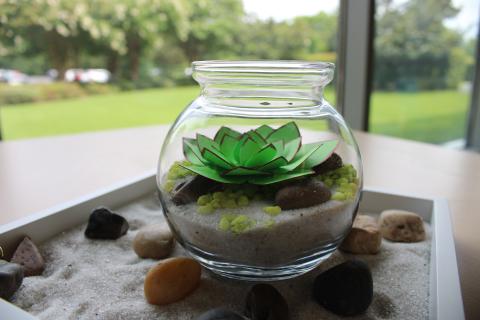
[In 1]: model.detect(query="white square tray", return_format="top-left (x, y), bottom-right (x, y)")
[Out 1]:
top-left (0, 170), bottom-right (465, 319)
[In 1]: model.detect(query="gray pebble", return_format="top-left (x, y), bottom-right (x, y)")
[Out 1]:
top-left (133, 223), bottom-right (174, 259)
top-left (0, 260), bottom-right (24, 300)
top-left (10, 237), bottom-right (45, 277)
top-left (340, 215), bottom-right (382, 254)
top-left (379, 210), bottom-right (425, 242)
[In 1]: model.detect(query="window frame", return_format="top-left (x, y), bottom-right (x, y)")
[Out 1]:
top-left (337, 0), bottom-right (375, 131)
top-left (467, 7), bottom-right (480, 150)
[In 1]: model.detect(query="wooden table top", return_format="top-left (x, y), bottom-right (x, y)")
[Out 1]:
top-left (1, 125), bottom-right (479, 319)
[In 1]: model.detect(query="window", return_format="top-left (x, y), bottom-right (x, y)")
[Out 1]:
top-left (0, 0), bottom-right (340, 140)
top-left (369, 0), bottom-right (480, 146)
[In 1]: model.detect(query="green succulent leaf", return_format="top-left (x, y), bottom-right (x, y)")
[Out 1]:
top-left (252, 169), bottom-right (315, 184)
top-left (283, 137), bottom-right (302, 161)
top-left (183, 165), bottom-right (244, 183)
top-left (202, 148), bottom-right (233, 169)
top-left (266, 122), bottom-right (300, 143)
top-left (223, 167), bottom-right (269, 176)
top-left (281, 142), bottom-right (324, 172)
top-left (214, 126), bottom-right (242, 144)
top-left (179, 122), bottom-right (339, 185)
top-left (258, 156), bottom-right (289, 171)
top-left (219, 134), bottom-right (238, 163)
top-left (246, 130), bottom-right (267, 145)
top-left (303, 140), bottom-right (338, 168)
top-left (197, 134), bottom-right (220, 152)
top-left (255, 125), bottom-right (274, 138)
top-left (240, 137), bottom-right (262, 163)
top-left (183, 138), bottom-right (204, 165)
top-left (245, 144), bottom-right (277, 167)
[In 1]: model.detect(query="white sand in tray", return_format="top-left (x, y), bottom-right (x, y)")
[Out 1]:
top-left (12, 194), bottom-right (430, 320)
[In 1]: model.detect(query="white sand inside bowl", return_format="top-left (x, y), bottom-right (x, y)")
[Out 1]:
top-left (167, 199), bottom-right (354, 266)
top-left (13, 194), bottom-right (431, 320)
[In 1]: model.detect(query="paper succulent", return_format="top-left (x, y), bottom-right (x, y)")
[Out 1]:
top-left (180, 122), bottom-right (338, 185)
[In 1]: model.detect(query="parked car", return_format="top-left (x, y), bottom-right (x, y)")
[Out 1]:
top-left (0, 69), bottom-right (29, 85)
top-left (65, 68), bottom-right (111, 83)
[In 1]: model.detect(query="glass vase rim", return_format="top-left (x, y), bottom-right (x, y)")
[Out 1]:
top-left (192, 60), bottom-right (335, 75)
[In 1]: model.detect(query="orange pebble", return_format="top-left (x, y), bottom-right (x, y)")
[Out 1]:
top-left (144, 257), bottom-right (201, 305)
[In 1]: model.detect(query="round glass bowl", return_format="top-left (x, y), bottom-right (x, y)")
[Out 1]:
top-left (157, 60), bottom-right (363, 281)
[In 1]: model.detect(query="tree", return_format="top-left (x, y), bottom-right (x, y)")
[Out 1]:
top-left (0, 0), bottom-right (87, 76)
top-left (0, 0), bottom-right (189, 80)
top-left (293, 12), bottom-right (338, 54)
top-left (176, 0), bottom-right (244, 62)
top-left (90, 0), bottom-right (189, 80)
top-left (374, 0), bottom-right (464, 90)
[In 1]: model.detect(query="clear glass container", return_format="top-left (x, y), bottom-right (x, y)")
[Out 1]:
top-left (157, 61), bottom-right (362, 281)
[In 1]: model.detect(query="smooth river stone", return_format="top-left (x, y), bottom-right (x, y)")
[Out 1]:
top-left (144, 257), bottom-right (201, 305)
top-left (275, 180), bottom-right (331, 210)
top-left (379, 209), bottom-right (426, 242)
top-left (133, 223), bottom-right (174, 259)
top-left (84, 207), bottom-right (129, 240)
top-left (313, 260), bottom-right (373, 316)
top-left (245, 284), bottom-right (289, 320)
top-left (196, 308), bottom-right (247, 320)
top-left (10, 237), bottom-right (45, 277)
top-left (340, 215), bottom-right (382, 254)
top-left (0, 260), bottom-right (24, 300)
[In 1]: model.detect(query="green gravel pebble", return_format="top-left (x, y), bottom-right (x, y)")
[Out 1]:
top-left (331, 192), bottom-right (346, 201)
top-left (223, 198), bottom-right (237, 209)
top-left (164, 180), bottom-right (175, 192)
top-left (164, 160), bottom-right (195, 193)
top-left (237, 195), bottom-right (249, 207)
top-left (315, 163), bottom-right (360, 201)
top-left (218, 214), bottom-right (255, 234)
top-left (230, 215), bottom-right (256, 234)
top-left (219, 214), bottom-right (235, 231)
top-left (167, 161), bottom-right (194, 180)
top-left (197, 204), bottom-right (215, 214)
top-left (211, 198), bottom-right (222, 209)
top-left (263, 206), bottom-right (282, 216)
top-left (213, 191), bottom-right (225, 200)
top-left (197, 194), bottom-right (212, 205)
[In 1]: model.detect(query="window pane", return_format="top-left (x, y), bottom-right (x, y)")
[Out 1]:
top-left (0, 0), bottom-right (339, 140)
top-left (369, 0), bottom-right (479, 145)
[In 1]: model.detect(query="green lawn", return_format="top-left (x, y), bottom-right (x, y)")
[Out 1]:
top-left (0, 86), bottom-right (201, 139)
top-left (0, 86), bottom-right (470, 144)
top-left (370, 90), bottom-right (469, 144)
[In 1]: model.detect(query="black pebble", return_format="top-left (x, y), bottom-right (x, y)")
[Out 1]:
top-left (171, 175), bottom-right (221, 205)
top-left (196, 307), bottom-right (246, 320)
top-left (0, 260), bottom-right (24, 300)
top-left (245, 284), bottom-right (289, 320)
top-left (313, 153), bottom-right (343, 175)
top-left (313, 260), bottom-right (373, 316)
top-left (84, 207), bottom-right (129, 240)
